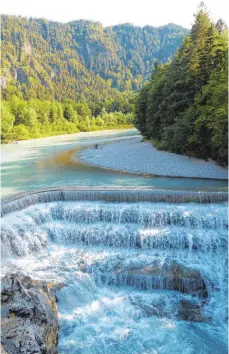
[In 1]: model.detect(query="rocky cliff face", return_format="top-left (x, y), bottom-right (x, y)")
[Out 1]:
top-left (1, 273), bottom-right (59, 354)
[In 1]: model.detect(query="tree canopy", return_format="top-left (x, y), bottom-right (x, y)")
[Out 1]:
top-left (1, 15), bottom-right (187, 102)
top-left (1, 97), bottom-right (134, 141)
top-left (135, 4), bottom-right (228, 165)
top-left (1, 15), bottom-right (188, 142)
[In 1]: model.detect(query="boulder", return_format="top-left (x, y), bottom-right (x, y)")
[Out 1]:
top-left (113, 259), bottom-right (209, 298)
top-left (177, 299), bottom-right (207, 322)
top-left (1, 273), bottom-right (59, 354)
top-left (1, 345), bottom-right (9, 354)
top-left (129, 295), bottom-right (207, 322)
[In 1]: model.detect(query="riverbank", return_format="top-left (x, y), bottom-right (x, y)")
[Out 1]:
top-left (1, 126), bottom-right (134, 145)
top-left (77, 137), bottom-right (228, 180)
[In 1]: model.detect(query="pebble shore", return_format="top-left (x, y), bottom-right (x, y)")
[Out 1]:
top-left (77, 138), bottom-right (228, 180)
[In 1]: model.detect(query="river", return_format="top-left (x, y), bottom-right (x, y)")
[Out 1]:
top-left (1, 129), bottom-right (228, 354)
top-left (1, 129), bottom-right (227, 199)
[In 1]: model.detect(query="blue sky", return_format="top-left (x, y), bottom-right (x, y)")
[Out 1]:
top-left (1, 0), bottom-right (228, 28)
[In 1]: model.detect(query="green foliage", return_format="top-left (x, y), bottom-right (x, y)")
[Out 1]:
top-left (11, 124), bottom-right (30, 140)
top-left (1, 15), bottom-right (187, 103)
top-left (1, 97), bottom-right (134, 142)
top-left (135, 4), bottom-right (228, 165)
top-left (1, 101), bottom-right (15, 139)
top-left (1, 15), bottom-right (187, 142)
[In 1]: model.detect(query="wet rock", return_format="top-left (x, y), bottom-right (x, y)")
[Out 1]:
top-left (1, 345), bottom-right (9, 354)
top-left (113, 259), bottom-right (209, 299)
top-left (178, 299), bottom-right (206, 322)
top-left (130, 294), bottom-right (207, 322)
top-left (1, 273), bottom-right (59, 354)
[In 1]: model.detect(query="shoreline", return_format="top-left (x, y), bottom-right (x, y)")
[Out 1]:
top-left (1, 127), bottom-right (135, 145)
top-left (76, 155), bottom-right (228, 182)
top-left (76, 138), bottom-right (228, 180)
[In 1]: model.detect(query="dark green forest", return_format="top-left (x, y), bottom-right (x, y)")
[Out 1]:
top-left (135, 4), bottom-right (228, 165)
top-left (1, 14), bottom-right (187, 141)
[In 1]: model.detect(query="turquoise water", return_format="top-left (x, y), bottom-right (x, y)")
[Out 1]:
top-left (1, 129), bottom-right (227, 198)
top-left (1, 130), bottom-right (228, 353)
top-left (1, 200), bottom-right (228, 353)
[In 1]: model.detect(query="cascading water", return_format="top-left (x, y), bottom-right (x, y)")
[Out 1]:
top-left (1, 191), bottom-right (228, 354)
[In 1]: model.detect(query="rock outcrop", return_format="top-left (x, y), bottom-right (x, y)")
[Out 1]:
top-left (112, 259), bottom-right (209, 299)
top-left (1, 273), bottom-right (59, 354)
top-left (177, 299), bottom-right (207, 322)
top-left (1, 345), bottom-right (9, 354)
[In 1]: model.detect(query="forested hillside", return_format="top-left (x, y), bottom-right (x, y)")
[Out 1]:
top-left (1, 15), bottom-right (187, 142)
top-left (1, 15), bottom-right (187, 101)
top-left (135, 5), bottom-right (228, 165)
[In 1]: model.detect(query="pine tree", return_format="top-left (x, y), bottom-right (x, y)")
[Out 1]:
top-left (134, 4), bottom-right (228, 164)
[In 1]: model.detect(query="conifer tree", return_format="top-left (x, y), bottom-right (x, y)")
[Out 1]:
top-left (135, 3), bottom-right (228, 164)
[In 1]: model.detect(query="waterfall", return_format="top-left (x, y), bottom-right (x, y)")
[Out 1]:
top-left (1, 187), bottom-right (228, 216)
top-left (1, 191), bottom-right (228, 353)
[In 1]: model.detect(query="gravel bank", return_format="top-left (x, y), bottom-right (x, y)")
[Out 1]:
top-left (77, 138), bottom-right (228, 179)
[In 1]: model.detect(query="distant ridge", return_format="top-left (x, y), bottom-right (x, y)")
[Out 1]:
top-left (1, 14), bottom-right (188, 102)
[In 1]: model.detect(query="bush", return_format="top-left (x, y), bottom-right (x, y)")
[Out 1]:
top-left (11, 124), bottom-right (30, 140)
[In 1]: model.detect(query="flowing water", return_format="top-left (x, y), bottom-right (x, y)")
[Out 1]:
top-left (1, 191), bottom-right (228, 354)
top-left (1, 130), bottom-right (228, 353)
top-left (1, 129), bottom-right (227, 199)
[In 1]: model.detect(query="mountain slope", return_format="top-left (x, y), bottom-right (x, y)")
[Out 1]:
top-left (1, 15), bottom-right (188, 102)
